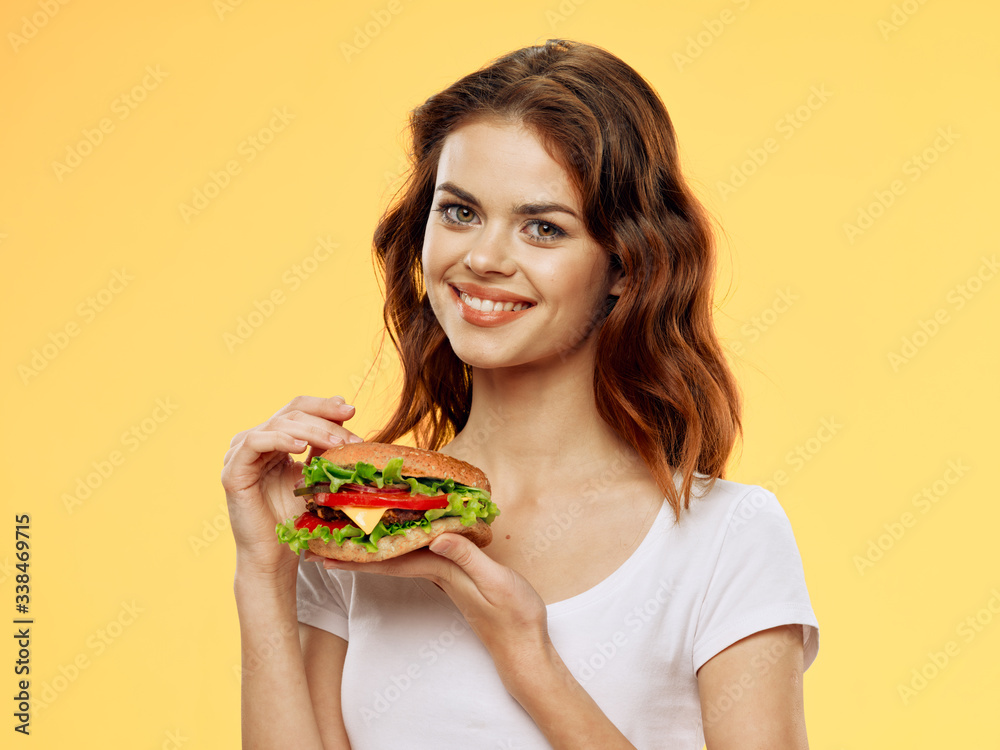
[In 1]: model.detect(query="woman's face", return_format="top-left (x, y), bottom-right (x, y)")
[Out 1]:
top-left (421, 118), bottom-right (622, 371)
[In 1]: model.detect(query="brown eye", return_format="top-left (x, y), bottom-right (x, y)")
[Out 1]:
top-left (456, 206), bottom-right (474, 223)
top-left (526, 219), bottom-right (566, 242)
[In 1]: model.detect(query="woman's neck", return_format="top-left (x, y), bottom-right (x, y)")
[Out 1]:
top-left (442, 343), bottom-right (645, 494)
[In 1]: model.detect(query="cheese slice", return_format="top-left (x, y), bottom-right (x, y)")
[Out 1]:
top-left (339, 506), bottom-right (387, 535)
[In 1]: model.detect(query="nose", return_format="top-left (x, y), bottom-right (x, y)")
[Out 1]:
top-left (464, 225), bottom-right (516, 277)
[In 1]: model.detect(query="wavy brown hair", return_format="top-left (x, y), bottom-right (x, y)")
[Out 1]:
top-left (368, 39), bottom-right (742, 520)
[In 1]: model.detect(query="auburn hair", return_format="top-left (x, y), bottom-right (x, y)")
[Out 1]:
top-left (368, 39), bottom-right (742, 520)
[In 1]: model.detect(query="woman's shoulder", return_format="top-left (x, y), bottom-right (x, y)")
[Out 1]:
top-left (672, 473), bottom-right (793, 540)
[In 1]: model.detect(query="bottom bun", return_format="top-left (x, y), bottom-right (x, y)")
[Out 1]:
top-left (307, 516), bottom-right (493, 563)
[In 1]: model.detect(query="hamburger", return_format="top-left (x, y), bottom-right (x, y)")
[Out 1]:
top-left (275, 442), bottom-right (499, 562)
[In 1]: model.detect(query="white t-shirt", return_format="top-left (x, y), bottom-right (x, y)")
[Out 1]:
top-left (296, 477), bottom-right (819, 749)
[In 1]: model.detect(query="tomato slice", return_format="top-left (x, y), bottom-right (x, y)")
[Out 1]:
top-left (313, 492), bottom-right (449, 510)
top-left (294, 512), bottom-right (349, 532)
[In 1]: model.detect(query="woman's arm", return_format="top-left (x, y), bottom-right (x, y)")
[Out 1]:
top-left (222, 395), bottom-right (360, 749)
top-left (300, 622), bottom-right (351, 748)
top-left (235, 559), bottom-right (335, 749)
top-left (697, 624), bottom-right (808, 750)
top-left (486, 633), bottom-right (635, 748)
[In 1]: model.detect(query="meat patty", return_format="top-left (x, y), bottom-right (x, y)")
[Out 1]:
top-left (306, 501), bottom-right (428, 526)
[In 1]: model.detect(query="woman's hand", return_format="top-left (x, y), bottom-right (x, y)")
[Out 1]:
top-left (307, 534), bottom-right (549, 678)
top-left (221, 395), bottom-right (362, 575)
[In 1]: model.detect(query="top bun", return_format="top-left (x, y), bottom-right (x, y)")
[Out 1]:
top-left (318, 442), bottom-right (491, 492)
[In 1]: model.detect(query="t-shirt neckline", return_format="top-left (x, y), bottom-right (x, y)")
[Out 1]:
top-left (545, 496), bottom-right (671, 617)
top-left (413, 496), bottom-right (672, 618)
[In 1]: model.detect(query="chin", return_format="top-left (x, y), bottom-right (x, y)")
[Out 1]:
top-left (449, 344), bottom-right (522, 370)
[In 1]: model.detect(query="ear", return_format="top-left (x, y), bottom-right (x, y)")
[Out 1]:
top-left (608, 267), bottom-right (625, 297)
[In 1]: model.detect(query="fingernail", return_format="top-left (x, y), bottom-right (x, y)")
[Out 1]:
top-left (430, 538), bottom-right (452, 555)
top-left (343, 403), bottom-right (355, 411)
top-left (348, 435), bottom-right (364, 444)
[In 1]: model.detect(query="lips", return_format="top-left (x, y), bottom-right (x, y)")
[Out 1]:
top-left (449, 284), bottom-right (535, 327)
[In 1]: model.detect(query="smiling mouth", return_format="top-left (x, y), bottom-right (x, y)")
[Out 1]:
top-left (450, 285), bottom-right (535, 313)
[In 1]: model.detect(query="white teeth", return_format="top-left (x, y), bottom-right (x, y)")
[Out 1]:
top-left (459, 291), bottom-right (531, 313)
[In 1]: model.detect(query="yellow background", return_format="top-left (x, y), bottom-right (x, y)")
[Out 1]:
top-left (2, 0), bottom-right (997, 746)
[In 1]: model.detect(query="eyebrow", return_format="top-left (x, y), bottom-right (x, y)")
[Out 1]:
top-left (435, 181), bottom-right (580, 220)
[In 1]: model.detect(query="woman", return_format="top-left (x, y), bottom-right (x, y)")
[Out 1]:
top-left (222, 39), bottom-right (819, 749)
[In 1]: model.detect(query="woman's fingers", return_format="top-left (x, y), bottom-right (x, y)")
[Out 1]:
top-left (268, 414), bottom-right (352, 451)
top-left (427, 535), bottom-right (516, 605)
top-left (317, 536), bottom-right (502, 604)
top-left (223, 396), bottom-right (362, 468)
top-left (274, 396), bottom-right (357, 429)
top-left (319, 548), bottom-right (470, 594)
top-left (270, 400), bottom-right (362, 445)
top-left (242, 428), bottom-right (310, 457)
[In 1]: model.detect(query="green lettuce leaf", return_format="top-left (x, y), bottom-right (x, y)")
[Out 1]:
top-left (275, 515), bottom-right (437, 555)
top-left (301, 459), bottom-right (385, 491)
top-left (276, 517), bottom-right (365, 555)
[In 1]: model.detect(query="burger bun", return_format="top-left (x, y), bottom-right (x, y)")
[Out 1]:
top-left (307, 516), bottom-right (493, 563)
